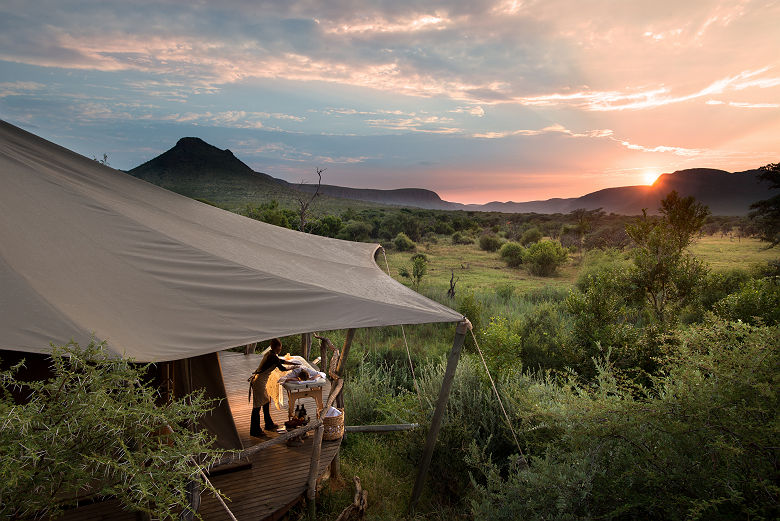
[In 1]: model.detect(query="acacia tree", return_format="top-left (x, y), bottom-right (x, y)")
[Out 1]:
top-left (749, 163), bottom-right (780, 246)
top-left (0, 341), bottom-right (226, 520)
top-left (626, 191), bottom-right (710, 324)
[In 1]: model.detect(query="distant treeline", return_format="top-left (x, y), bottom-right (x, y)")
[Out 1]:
top-left (237, 199), bottom-right (754, 249)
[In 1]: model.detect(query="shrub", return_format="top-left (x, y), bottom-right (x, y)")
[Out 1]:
top-left (714, 276), bottom-right (780, 325)
top-left (435, 221), bottom-right (455, 235)
top-left (499, 242), bottom-right (525, 268)
top-left (469, 317), bottom-right (780, 521)
top-left (452, 231), bottom-right (473, 245)
top-left (523, 240), bottom-right (568, 276)
top-left (517, 301), bottom-right (572, 372)
top-left (398, 253), bottom-right (428, 291)
top-left (495, 283), bottom-right (515, 302)
top-left (393, 232), bottom-right (416, 251)
top-left (0, 341), bottom-right (225, 519)
top-left (479, 315), bottom-right (522, 375)
top-left (519, 227), bottom-right (542, 246)
top-left (457, 291), bottom-right (483, 336)
top-left (413, 354), bottom-right (519, 499)
top-left (479, 233), bottom-right (503, 252)
top-left (337, 220), bottom-right (373, 241)
top-left (697, 268), bottom-right (752, 311)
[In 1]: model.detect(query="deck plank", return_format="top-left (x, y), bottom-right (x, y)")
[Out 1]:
top-left (57, 351), bottom-right (341, 521)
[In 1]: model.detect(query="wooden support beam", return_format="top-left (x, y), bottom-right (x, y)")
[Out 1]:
top-left (307, 422), bottom-right (325, 519)
top-left (211, 419), bottom-right (323, 469)
top-left (329, 450), bottom-right (341, 481)
top-left (334, 329), bottom-right (355, 409)
top-left (345, 423), bottom-right (418, 433)
top-left (301, 333), bottom-right (312, 361)
top-left (408, 319), bottom-right (470, 514)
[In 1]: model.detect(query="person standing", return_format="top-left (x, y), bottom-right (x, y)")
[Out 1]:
top-left (249, 338), bottom-right (298, 437)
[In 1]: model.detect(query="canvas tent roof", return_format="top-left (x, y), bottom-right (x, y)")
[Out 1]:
top-left (0, 120), bottom-right (462, 362)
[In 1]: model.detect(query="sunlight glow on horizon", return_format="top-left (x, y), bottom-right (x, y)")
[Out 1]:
top-left (643, 168), bottom-right (661, 186)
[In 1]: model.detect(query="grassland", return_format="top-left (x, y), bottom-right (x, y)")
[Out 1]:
top-left (382, 235), bottom-right (778, 298)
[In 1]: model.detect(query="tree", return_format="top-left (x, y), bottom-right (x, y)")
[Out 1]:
top-left (479, 233), bottom-right (503, 252)
top-left (522, 240), bottom-right (568, 276)
top-left (499, 242), bottom-right (525, 268)
top-left (625, 191), bottom-right (710, 324)
top-left (398, 253), bottom-right (428, 291)
top-left (393, 232), bottom-right (416, 251)
top-left (568, 208), bottom-right (604, 250)
top-left (0, 341), bottom-right (225, 519)
top-left (296, 167), bottom-right (324, 233)
top-left (519, 227), bottom-right (542, 246)
top-left (749, 163), bottom-right (780, 246)
top-left (92, 153), bottom-right (110, 166)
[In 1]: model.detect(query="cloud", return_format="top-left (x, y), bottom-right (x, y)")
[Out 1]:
top-left (0, 81), bottom-right (45, 97)
top-left (613, 138), bottom-right (702, 156)
top-left (450, 105), bottom-right (485, 116)
top-left (472, 122), bottom-right (700, 157)
top-left (473, 124), bottom-right (613, 139)
top-left (727, 101), bottom-right (780, 109)
top-left (512, 68), bottom-right (780, 111)
top-left (322, 13), bottom-right (450, 35)
top-left (2, 1), bottom-right (777, 111)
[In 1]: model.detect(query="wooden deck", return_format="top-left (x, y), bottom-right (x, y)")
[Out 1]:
top-left (57, 351), bottom-right (342, 521)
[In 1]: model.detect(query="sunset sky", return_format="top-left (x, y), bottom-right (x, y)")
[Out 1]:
top-left (1, 0), bottom-right (778, 204)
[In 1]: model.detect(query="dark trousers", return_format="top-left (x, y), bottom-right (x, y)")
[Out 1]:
top-left (250, 403), bottom-right (275, 436)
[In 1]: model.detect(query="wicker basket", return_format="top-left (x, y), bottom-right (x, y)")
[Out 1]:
top-left (323, 408), bottom-right (345, 441)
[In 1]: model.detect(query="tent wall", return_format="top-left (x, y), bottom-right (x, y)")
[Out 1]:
top-left (173, 352), bottom-right (243, 450)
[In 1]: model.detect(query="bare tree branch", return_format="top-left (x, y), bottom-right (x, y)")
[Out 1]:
top-left (296, 167), bottom-right (324, 232)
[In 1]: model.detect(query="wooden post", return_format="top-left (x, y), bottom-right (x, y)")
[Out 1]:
top-left (408, 319), bottom-right (470, 514)
top-left (329, 450), bottom-right (341, 481)
top-left (334, 329), bottom-right (355, 409)
top-left (320, 336), bottom-right (329, 374)
top-left (307, 422), bottom-right (325, 519)
top-left (301, 333), bottom-right (312, 361)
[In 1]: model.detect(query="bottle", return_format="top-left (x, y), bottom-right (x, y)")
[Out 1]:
top-left (300, 404), bottom-right (307, 419)
top-left (294, 404), bottom-right (301, 418)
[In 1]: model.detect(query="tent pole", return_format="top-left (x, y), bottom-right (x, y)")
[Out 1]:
top-left (408, 319), bottom-right (470, 515)
top-left (333, 328), bottom-right (355, 409)
top-left (301, 332), bottom-right (312, 361)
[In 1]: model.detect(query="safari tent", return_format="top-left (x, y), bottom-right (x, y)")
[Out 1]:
top-left (0, 120), bottom-right (465, 517)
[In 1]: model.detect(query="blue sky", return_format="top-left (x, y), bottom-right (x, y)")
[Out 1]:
top-left (1, 0), bottom-right (779, 203)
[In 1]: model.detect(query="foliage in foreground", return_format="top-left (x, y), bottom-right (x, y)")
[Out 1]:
top-left (0, 341), bottom-right (226, 520)
top-left (469, 318), bottom-right (779, 521)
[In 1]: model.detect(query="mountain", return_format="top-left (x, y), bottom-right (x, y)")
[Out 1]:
top-left (468, 168), bottom-right (773, 215)
top-left (129, 137), bottom-right (775, 215)
top-left (288, 182), bottom-right (449, 208)
top-left (128, 137), bottom-right (295, 205)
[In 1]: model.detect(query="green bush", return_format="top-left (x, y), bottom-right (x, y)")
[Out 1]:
top-left (337, 220), bottom-right (373, 241)
top-left (714, 276), bottom-right (780, 325)
top-left (495, 283), bottom-right (515, 302)
top-left (412, 354), bottom-right (519, 499)
top-left (457, 292), bottom-right (484, 336)
top-left (517, 301), bottom-right (572, 372)
top-left (523, 240), bottom-right (568, 276)
top-left (479, 315), bottom-right (522, 375)
top-left (398, 253), bottom-right (428, 290)
top-left (519, 227), bottom-right (543, 246)
top-left (435, 221), bottom-right (455, 235)
top-left (0, 342), bottom-right (225, 519)
top-left (452, 231), bottom-right (474, 245)
top-left (392, 232), bottom-right (416, 251)
top-left (470, 318), bottom-right (780, 521)
top-left (479, 233), bottom-right (503, 252)
top-left (499, 242), bottom-right (525, 268)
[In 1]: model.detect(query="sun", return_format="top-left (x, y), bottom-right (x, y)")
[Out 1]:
top-left (642, 168), bottom-right (660, 185)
